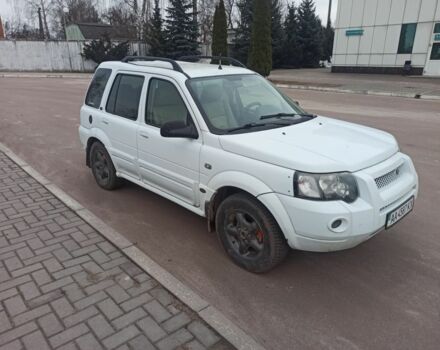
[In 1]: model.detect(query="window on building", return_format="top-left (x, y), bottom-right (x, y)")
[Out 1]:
top-left (430, 43), bottom-right (440, 60)
top-left (398, 23), bottom-right (417, 54)
top-left (434, 23), bottom-right (440, 34)
top-left (106, 74), bottom-right (145, 120)
top-left (85, 68), bottom-right (112, 108)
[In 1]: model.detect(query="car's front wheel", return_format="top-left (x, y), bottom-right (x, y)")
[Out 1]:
top-left (90, 142), bottom-right (122, 190)
top-left (215, 193), bottom-right (290, 273)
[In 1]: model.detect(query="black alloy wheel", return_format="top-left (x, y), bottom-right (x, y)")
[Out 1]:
top-left (216, 193), bottom-right (290, 273)
top-left (90, 142), bottom-right (122, 190)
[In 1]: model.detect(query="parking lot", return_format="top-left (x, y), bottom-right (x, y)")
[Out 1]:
top-left (1, 76), bottom-right (439, 350)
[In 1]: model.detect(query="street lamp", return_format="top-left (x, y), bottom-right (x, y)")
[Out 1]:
top-left (62, 6), bottom-right (73, 71)
top-left (63, 7), bottom-right (69, 40)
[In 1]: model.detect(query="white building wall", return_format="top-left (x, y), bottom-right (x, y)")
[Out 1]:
top-left (333, 0), bottom-right (440, 74)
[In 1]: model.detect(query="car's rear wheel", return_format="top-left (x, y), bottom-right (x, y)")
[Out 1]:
top-left (215, 193), bottom-right (290, 273)
top-left (90, 142), bottom-right (122, 190)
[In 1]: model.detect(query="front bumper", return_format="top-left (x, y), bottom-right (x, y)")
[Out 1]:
top-left (265, 153), bottom-right (419, 252)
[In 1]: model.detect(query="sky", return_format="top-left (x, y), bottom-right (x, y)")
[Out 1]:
top-left (0, 0), bottom-right (338, 26)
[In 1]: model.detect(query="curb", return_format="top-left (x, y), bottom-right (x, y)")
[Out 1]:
top-left (272, 82), bottom-right (440, 101)
top-left (0, 142), bottom-right (265, 350)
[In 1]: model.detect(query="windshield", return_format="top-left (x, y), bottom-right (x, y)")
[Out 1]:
top-left (187, 74), bottom-right (309, 134)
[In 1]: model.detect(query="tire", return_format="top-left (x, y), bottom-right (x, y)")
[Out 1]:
top-left (215, 193), bottom-right (290, 273)
top-left (90, 142), bottom-right (122, 190)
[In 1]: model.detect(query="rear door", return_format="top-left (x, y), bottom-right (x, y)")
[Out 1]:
top-left (100, 72), bottom-right (145, 180)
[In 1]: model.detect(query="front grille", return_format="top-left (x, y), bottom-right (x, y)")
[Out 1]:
top-left (375, 166), bottom-right (401, 189)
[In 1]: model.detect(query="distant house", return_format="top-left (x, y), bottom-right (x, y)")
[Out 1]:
top-left (65, 23), bottom-right (136, 41)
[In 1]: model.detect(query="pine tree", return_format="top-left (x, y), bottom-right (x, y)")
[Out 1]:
top-left (283, 3), bottom-right (301, 68)
top-left (212, 0), bottom-right (228, 59)
top-left (233, 0), bottom-right (253, 65)
top-left (297, 0), bottom-right (322, 68)
top-left (165, 0), bottom-right (200, 59)
top-left (271, 0), bottom-right (285, 69)
top-left (148, 0), bottom-right (166, 57)
top-left (248, 0), bottom-right (272, 76)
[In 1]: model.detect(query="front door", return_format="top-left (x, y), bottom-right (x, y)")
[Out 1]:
top-left (137, 77), bottom-right (201, 206)
top-left (101, 72), bottom-right (145, 179)
top-left (424, 23), bottom-right (440, 76)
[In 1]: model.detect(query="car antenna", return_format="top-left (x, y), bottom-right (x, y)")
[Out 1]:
top-left (218, 54), bottom-right (223, 70)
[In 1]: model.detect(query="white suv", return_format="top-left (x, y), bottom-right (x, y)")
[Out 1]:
top-left (79, 56), bottom-right (419, 272)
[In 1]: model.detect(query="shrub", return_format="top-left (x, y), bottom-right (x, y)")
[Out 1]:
top-left (82, 35), bottom-right (131, 64)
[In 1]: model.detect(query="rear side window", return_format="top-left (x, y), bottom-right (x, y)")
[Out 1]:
top-left (85, 68), bottom-right (112, 108)
top-left (106, 74), bottom-right (145, 120)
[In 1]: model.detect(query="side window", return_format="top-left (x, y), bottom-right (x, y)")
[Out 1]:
top-left (106, 74), bottom-right (145, 120)
top-left (146, 79), bottom-right (189, 127)
top-left (85, 68), bottom-right (112, 108)
top-left (398, 23), bottom-right (417, 54)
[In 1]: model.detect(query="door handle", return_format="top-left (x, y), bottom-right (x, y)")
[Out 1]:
top-left (102, 119), bottom-right (109, 125)
top-left (140, 133), bottom-right (149, 139)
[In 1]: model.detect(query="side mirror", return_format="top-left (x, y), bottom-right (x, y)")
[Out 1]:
top-left (160, 121), bottom-right (198, 139)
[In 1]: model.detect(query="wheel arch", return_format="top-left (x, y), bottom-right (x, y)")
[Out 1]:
top-left (85, 130), bottom-right (111, 167)
top-left (204, 172), bottom-right (296, 246)
top-left (205, 171), bottom-right (274, 232)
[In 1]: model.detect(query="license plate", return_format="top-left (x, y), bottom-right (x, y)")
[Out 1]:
top-left (386, 197), bottom-right (415, 229)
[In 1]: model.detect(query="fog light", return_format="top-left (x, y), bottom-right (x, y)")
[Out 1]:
top-left (328, 218), bottom-right (349, 233)
top-left (331, 219), bottom-right (342, 229)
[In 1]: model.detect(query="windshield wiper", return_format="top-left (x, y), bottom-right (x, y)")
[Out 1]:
top-left (259, 113), bottom-right (316, 120)
top-left (226, 121), bottom-right (290, 133)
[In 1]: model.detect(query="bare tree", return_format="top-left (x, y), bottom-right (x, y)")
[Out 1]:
top-left (198, 0), bottom-right (216, 45)
top-left (26, 0), bottom-right (51, 39)
top-left (103, 2), bottom-right (138, 39)
top-left (123, 0), bottom-right (151, 39)
top-left (5, 0), bottom-right (32, 30)
top-left (50, 0), bottom-right (101, 38)
top-left (224, 0), bottom-right (236, 28)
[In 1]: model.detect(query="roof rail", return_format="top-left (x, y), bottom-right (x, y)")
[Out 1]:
top-left (178, 55), bottom-right (247, 68)
top-left (121, 56), bottom-right (189, 78)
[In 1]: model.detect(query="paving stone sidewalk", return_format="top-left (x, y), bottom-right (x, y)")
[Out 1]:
top-left (0, 151), bottom-right (233, 350)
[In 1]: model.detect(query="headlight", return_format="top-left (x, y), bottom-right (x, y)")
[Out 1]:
top-left (293, 172), bottom-right (358, 203)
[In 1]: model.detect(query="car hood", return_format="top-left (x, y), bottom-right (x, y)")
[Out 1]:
top-left (219, 116), bottom-right (399, 173)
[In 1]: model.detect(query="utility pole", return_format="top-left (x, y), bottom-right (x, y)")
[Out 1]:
top-left (0, 16), bottom-right (5, 40)
top-left (37, 7), bottom-right (45, 40)
top-left (327, 0), bottom-right (333, 28)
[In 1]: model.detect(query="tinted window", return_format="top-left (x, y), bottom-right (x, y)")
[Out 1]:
top-left (398, 23), bottom-right (417, 54)
top-left (85, 68), bottom-right (111, 108)
top-left (434, 23), bottom-right (440, 34)
top-left (106, 74), bottom-right (144, 120)
top-left (146, 79), bottom-right (189, 127)
top-left (430, 43), bottom-right (440, 60)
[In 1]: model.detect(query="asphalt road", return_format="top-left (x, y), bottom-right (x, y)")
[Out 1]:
top-left (0, 77), bottom-right (439, 350)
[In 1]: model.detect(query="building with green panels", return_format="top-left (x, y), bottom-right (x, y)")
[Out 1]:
top-left (332, 0), bottom-right (440, 76)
